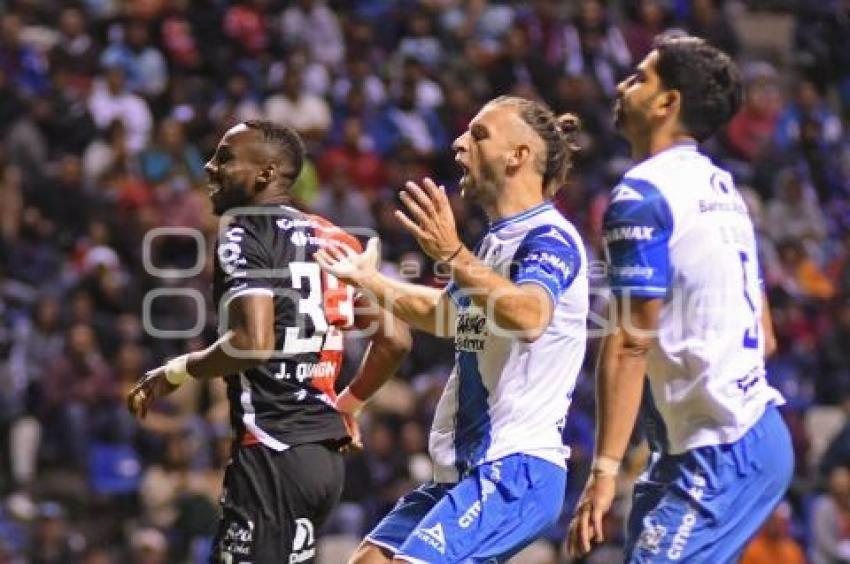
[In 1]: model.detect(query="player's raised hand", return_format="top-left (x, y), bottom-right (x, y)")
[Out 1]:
top-left (396, 178), bottom-right (464, 262)
top-left (567, 473), bottom-right (616, 557)
top-left (127, 366), bottom-right (179, 419)
top-left (314, 237), bottom-right (380, 287)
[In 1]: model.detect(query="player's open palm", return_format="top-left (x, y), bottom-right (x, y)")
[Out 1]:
top-left (396, 178), bottom-right (462, 262)
top-left (127, 366), bottom-right (179, 419)
top-left (314, 237), bottom-right (380, 288)
top-left (568, 473), bottom-right (617, 557)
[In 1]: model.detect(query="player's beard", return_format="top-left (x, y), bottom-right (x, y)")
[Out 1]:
top-left (210, 178), bottom-right (252, 216)
top-left (460, 158), bottom-right (502, 207)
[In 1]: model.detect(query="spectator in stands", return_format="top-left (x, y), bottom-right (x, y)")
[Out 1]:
top-left (741, 501), bottom-right (806, 564)
top-left (39, 323), bottom-right (117, 469)
top-left (827, 231), bottom-right (850, 297)
top-left (622, 0), bottom-right (671, 62)
top-left (775, 79), bottom-right (843, 156)
top-left (88, 66), bottom-right (153, 154)
top-left (82, 119), bottom-right (131, 188)
top-left (391, 56), bottom-right (443, 112)
top-left (281, 0), bottom-right (345, 68)
top-left (765, 168), bottom-right (828, 256)
top-left (139, 118), bottom-right (204, 188)
top-left (264, 67), bottom-right (332, 143)
top-left (562, 0), bottom-right (632, 98)
top-left (687, 0), bottom-right (740, 56)
top-left (27, 502), bottom-right (82, 564)
top-left (821, 299), bottom-right (850, 404)
top-left (776, 239), bottom-right (835, 301)
top-left (158, 3), bottom-right (201, 73)
top-left (128, 527), bottom-right (168, 564)
top-left (812, 465), bottom-right (850, 564)
top-left (397, 10), bottom-right (443, 70)
top-left (726, 62), bottom-right (783, 163)
top-left (486, 25), bottom-right (552, 100)
top-left (222, 0), bottom-right (268, 59)
top-left (319, 116), bottom-right (386, 195)
top-left (208, 71), bottom-right (262, 128)
top-left (312, 163), bottom-right (376, 231)
top-left (100, 20), bottom-right (168, 98)
top-left (372, 81), bottom-right (446, 158)
top-left (0, 13), bottom-right (48, 96)
top-left (49, 7), bottom-right (98, 91)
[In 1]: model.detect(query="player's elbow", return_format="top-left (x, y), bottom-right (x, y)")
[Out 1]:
top-left (514, 294), bottom-right (553, 343)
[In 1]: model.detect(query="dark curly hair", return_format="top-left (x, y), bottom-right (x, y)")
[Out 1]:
top-left (653, 31), bottom-right (743, 141)
top-left (488, 96), bottom-right (582, 198)
top-left (243, 120), bottom-right (305, 182)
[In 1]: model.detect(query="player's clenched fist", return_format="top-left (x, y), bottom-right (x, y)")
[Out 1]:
top-left (127, 366), bottom-right (179, 419)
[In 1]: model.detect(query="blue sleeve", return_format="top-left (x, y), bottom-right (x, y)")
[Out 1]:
top-left (509, 225), bottom-right (582, 303)
top-left (603, 178), bottom-right (674, 298)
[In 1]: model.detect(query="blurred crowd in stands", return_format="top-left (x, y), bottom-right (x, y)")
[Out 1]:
top-left (0, 0), bottom-right (849, 562)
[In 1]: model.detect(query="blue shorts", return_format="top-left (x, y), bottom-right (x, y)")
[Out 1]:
top-left (625, 405), bottom-right (794, 563)
top-left (366, 453), bottom-right (566, 563)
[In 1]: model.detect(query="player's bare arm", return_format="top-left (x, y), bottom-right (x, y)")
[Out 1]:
top-left (761, 290), bottom-right (777, 358)
top-left (396, 177), bottom-right (555, 341)
top-left (334, 293), bottom-right (412, 447)
top-left (568, 296), bottom-right (661, 557)
top-left (315, 235), bottom-right (457, 337)
top-left (127, 292), bottom-right (274, 419)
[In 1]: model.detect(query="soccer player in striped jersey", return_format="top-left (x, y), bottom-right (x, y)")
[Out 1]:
top-left (128, 121), bottom-right (410, 563)
top-left (315, 96), bottom-right (589, 563)
top-left (568, 32), bottom-right (792, 562)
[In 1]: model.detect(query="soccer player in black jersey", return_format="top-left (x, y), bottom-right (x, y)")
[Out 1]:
top-left (128, 120), bottom-right (411, 563)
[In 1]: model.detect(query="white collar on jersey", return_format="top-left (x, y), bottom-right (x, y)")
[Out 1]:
top-left (489, 201), bottom-right (553, 232)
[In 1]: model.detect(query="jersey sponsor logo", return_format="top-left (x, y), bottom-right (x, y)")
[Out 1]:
top-left (610, 184), bottom-right (644, 203)
top-left (458, 478), bottom-right (497, 528)
top-left (290, 230), bottom-right (308, 246)
top-left (276, 218), bottom-right (314, 230)
top-left (219, 517), bottom-right (254, 558)
top-left (219, 227), bottom-right (248, 277)
top-left (697, 199), bottom-right (748, 215)
top-left (414, 522), bottom-right (446, 554)
top-left (611, 265), bottom-right (655, 280)
top-left (290, 230), bottom-right (338, 248)
top-left (524, 251), bottom-right (572, 279)
top-left (456, 311), bottom-right (487, 352)
top-left (667, 474), bottom-right (705, 560)
top-left (637, 519), bottom-right (667, 555)
top-left (290, 517), bottom-right (315, 563)
top-left (604, 226), bottom-right (655, 243)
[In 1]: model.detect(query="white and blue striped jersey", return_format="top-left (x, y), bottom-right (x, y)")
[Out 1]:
top-left (603, 144), bottom-right (784, 455)
top-left (430, 203), bottom-right (589, 483)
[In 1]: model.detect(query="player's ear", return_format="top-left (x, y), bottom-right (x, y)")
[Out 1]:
top-left (255, 165), bottom-right (275, 190)
top-left (507, 144), bottom-right (530, 170)
top-left (657, 89), bottom-right (680, 119)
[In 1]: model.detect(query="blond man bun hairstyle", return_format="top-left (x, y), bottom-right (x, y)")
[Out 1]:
top-left (489, 96), bottom-right (582, 198)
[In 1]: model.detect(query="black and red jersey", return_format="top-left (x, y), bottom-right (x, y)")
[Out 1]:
top-left (212, 204), bottom-right (362, 450)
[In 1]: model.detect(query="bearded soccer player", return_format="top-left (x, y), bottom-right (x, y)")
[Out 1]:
top-left (315, 96), bottom-right (588, 563)
top-left (568, 32), bottom-right (792, 562)
top-left (128, 121), bottom-right (411, 563)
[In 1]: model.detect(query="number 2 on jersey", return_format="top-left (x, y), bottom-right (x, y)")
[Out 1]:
top-left (738, 251), bottom-right (759, 349)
